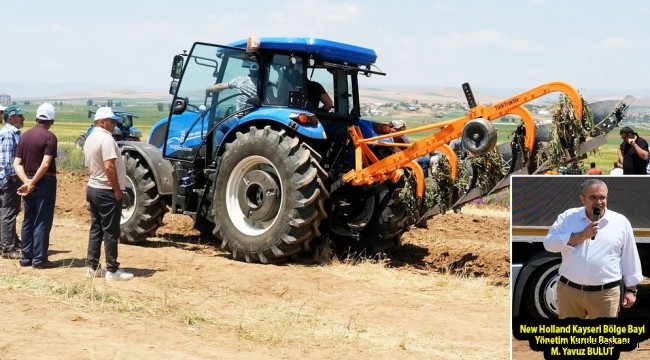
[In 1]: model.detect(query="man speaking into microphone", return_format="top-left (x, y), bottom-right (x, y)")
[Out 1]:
top-left (544, 179), bottom-right (643, 319)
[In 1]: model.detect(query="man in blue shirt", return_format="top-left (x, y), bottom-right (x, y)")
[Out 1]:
top-left (0, 106), bottom-right (25, 259)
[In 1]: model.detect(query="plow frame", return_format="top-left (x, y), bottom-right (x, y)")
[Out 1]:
top-left (343, 81), bottom-right (584, 187)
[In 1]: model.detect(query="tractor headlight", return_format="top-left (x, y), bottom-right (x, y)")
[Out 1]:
top-left (130, 129), bottom-right (142, 138)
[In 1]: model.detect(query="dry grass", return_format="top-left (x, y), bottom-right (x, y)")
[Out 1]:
top-left (461, 205), bottom-right (511, 218)
top-left (0, 256), bottom-right (509, 359)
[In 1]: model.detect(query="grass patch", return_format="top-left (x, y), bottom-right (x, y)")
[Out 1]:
top-left (57, 143), bottom-right (86, 172)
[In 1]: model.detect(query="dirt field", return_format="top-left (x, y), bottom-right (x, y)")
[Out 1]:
top-left (0, 171), bottom-right (512, 359)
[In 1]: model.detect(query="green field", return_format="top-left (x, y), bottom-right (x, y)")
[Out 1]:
top-left (9, 101), bottom-right (169, 144)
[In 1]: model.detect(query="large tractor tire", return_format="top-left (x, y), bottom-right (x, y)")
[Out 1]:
top-left (330, 170), bottom-right (419, 256)
top-left (212, 126), bottom-right (328, 263)
top-left (524, 261), bottom-right (561, 318)
top-left (120, 152), bottom-right (168, 243)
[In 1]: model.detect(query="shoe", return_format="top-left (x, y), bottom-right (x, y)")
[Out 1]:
top-left (32, 260), bottom-right (59, 269)
top-left (86, 266), bottom-right (104, 278)
top-left (1, 250), bottom-right (21, 259)
top-left (19, 259), bottom-right (32, 267)
top-left (105, 269), bottom-right (134, 281)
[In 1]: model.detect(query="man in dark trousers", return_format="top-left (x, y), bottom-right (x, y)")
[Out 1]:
top-left (13, 103), bottom-right (58, 269)
top-left (617, 126), bottom-right (649, 174)
top-left (83, 107), bottom-right (134, 280)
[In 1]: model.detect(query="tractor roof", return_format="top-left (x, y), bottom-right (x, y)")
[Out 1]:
top-left (87, 109), bottom-right (138, 119)
top-left (113, 110), bottom-right (138, 118)
top-left (227, 37), bottom-right (377, 66)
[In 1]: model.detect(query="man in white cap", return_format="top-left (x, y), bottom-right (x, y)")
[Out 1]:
top-left (13, 103), bottom-right (59, 269)
top-left (0, 105), bottom-right (25, 260)
top-left (83, 106), bottom-right (134, 280)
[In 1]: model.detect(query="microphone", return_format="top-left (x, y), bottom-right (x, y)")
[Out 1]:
top-left (591, 207), bottom-right (601, 240)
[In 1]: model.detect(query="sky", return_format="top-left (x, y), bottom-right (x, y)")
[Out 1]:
top-left (2, 0), bottom-right (650, 97)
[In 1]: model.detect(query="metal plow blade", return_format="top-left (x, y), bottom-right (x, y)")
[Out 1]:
top-left (450, 95), bottom-right (634, 209)
top-left (590, 95), bottom-right (635, 133)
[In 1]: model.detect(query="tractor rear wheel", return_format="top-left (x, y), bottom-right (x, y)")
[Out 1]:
top-left (120, 152), bottom-right (168, 243)
top-left (212, 126), bottom-right (328, 263)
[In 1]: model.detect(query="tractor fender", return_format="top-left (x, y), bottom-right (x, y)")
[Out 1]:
top-left (237, 107), bottom-right (327, 140)
top-left (119, 141), bottom-right (175, 196)
top-left (214, 108), bottom-right (328, 155)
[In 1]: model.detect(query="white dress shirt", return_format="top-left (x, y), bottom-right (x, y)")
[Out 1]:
top-left (544, 206), bottom-right (643, 287)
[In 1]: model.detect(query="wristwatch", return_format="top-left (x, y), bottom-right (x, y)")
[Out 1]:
top-left (625, 288), bottom-right (638, 296)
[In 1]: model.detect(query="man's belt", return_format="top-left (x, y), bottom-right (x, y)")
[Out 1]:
top-left (25, 171), bottom-right (56, 177)
top-left (559, 276), bottom-right (620, 291)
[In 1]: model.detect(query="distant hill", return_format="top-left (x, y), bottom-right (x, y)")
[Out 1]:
top-left (0, 81), bottom-right (168, 101)
top-left (360, 86), bottom-right (503, 105)
top-left (2, 80), bottom-right (648, 107)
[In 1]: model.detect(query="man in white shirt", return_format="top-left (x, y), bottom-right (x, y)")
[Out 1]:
top-left (83, 107), bottom-right (134, 281)
top-left (611, 161), bottom-right (624, 175)
top-left (545, 179), bottom-right (642, 318)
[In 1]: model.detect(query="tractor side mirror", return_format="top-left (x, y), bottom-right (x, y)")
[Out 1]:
top-left (169, 80), bottom-right (179, 96)
top-left (172, 97), bottom-right (188, 115)
top-left (171, 55), bottom-right (184, 79)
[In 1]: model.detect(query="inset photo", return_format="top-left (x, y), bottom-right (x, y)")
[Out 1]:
top-left (511, 175), bottom-right (650, 359)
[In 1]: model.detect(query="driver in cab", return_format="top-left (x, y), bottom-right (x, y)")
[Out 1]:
top-left (206, 62), bottom-right (259, 112)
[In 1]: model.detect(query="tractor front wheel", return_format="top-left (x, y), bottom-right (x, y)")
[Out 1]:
top-left (212, 126), bottom-right (328, 263)
top-left (120, 152), bottom-right (168, 243)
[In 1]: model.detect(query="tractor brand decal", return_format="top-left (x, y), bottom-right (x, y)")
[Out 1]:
top-left (494, 97), bottom-right (519, 111)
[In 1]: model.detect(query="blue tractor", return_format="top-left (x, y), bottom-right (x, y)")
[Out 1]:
top-left (119, 37), bottom-right (429, 263)
top-left (75, 110), bottom-right (142, 148)
top-left (118, 37), bottom-right (631, 264)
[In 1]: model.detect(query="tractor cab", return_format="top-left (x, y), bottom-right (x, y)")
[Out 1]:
top-left (162, 38), bottom-right (385, 163)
